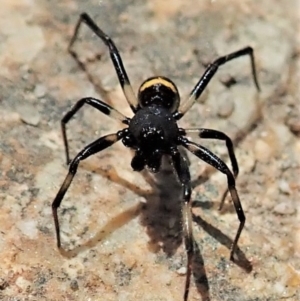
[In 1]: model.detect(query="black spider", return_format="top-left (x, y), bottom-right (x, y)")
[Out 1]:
top-left (52, 13), bottom-right (260, 301)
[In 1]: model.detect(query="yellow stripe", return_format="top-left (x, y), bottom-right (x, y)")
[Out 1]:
top-left (139, 77), bottom-right (177, 93)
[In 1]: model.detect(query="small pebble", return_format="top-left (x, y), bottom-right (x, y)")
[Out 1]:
top-left (15, 276), bottom-right (31, 291)
top-left (119, 13), bottom-right (129, 22)
top-left (176, 266), bottom-right (187, 275)
top-left (278, 180), bottom-right (291, 195)
top-left (18, 104), bottom-right (40, 126)
top-left (17, 219), bottom-right (38, 239)
top-left (34, 84), bottom-right (46, 98)
top-left (273, 202), bottom-right (295, 215)
top-left (287, 117), bottom-right (300, 136)
top-left (0, 277), bottom-right (9, 290)
top-left (220, 74), bottom-right (237, 88)
top-left (254, 139), bottom-right (272, 162)
top-left (217, 95), bottom-right (234, 118)
top-left (70, 279), bottom-right (79, 291)
top-left (273, 282), bottom-right (285, 295)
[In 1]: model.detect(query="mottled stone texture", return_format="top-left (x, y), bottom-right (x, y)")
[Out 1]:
top-left (0, 0), bottom-right (299, 300)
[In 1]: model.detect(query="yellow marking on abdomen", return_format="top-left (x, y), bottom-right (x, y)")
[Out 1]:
top-left (139, 77), bottom-right (177, 93)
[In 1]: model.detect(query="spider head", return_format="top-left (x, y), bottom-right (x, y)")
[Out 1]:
top-left (137, 76), bottom-right (180, 113)
top-left (131, 148), bottom-right (162, 173)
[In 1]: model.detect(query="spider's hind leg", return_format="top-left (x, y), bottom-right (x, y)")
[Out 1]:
top-left (170, 148), bottom-right (194, 301)
top-left (180, 137), bottom-right (245, 261)
top-left (182, 128), bottom-right (238, 210)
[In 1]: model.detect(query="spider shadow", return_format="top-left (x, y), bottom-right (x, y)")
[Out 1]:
top-left (191, 173), bottom-right (236, 216)
top-left (191, 209), bottom-right (252, 273)
top-left (59, 200), bottom-right (144, 258)
top-left (191, 174), bottom-right (252, 272)
top-left (58, 155), bottom-right (251, 300)
top-left (57, 157), bottom-right (210, 300)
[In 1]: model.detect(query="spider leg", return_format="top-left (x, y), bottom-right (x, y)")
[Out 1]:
top-left (170, 148), bottom-right (193, 301)
top-left (52, 131), bottom-right (124, 249)
top-left (180, 137), bottom-right (245, 260)
top-left (182, 128), bottom-right (238, 210)
top-left (176, 47), bottom-right (260, 119)
top-left (68, 12), bottom-right (139, 112)
top-left (62, 97), bottom-right (130, 164)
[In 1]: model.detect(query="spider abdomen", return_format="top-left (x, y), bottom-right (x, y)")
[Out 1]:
top-left (138, 76), bottom-right (180, 113)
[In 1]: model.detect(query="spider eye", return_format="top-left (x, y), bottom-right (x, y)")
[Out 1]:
top-left (138, 76), bottom-right (180, 113)
top-left (122, 135), bottom-right (136, 148)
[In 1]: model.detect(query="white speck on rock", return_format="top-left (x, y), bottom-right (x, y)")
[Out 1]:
top-left (17, 219), bottom-right (38, 239)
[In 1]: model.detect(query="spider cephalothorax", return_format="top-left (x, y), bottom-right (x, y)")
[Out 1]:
top-left (52, 13), bottom-right (260, 301)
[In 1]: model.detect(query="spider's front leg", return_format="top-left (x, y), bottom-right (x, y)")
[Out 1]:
top-left (52, 131), bottom-right (124, 248)
top-left (68, 13), bottom-right (138, 112)
top-left (61, 97), bottom-right (129, 164)
top-left (171, 148), bottom-right (194, 301)
top-left (175, 46), bottom-right (260, 119)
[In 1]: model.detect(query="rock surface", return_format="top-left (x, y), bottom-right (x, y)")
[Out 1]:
top-left (0, 0), bottom-right (299, 300)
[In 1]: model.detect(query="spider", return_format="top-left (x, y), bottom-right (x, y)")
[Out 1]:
top-left (52, 13), bottom-right (260, 301)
